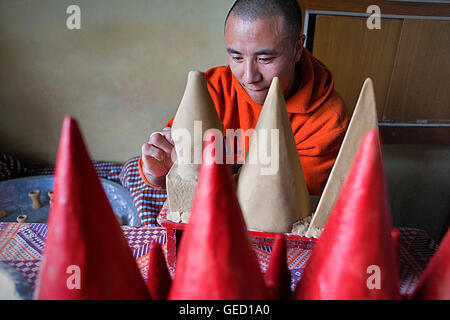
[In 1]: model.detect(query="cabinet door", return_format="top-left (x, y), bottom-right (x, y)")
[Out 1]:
top-left (383, 19), bottom-right (450, 123)
top-left (312, 15), bottom-right (403, 119)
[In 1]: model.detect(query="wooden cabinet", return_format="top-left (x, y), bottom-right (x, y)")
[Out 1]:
top-left (298, 0), bottom-right (450, 130)
top-left (312, 15), bottom-right (403, 120)
top-left (384, 19), bottom-right (450, 123)
top-left (310, 15), bottom-right (450, 124)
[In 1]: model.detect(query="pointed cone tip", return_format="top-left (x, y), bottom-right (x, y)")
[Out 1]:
top-left (58, 115), bottom-right (84, 153)
top-left (363, 77), bottom-right (374, 88)
top-left (358, 77), bottom-right (375, 100)
top-left (274, 233), bottom-right (285, 243)
top-left (267, 77), bottom-right (282, 96)
top-left (148, 241), bottom-right (164, 259)
top-left (61, 115), bottom-right (79, 136)
top-left (63, 114), bottom-right (75, 124)
top-left (188, 70), bottom-right (203, 79)
top-left (271, 76), bottom-right (281, 85)
top-left (173, 70), bottom-right (221, 131)
top-left (359, 77), bottom-right (377, 117)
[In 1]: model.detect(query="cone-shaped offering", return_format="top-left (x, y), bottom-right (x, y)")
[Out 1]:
top-left (169, 136), bottom-right (267, 299)
top-left (36, 116), bottom-right (150, 300)
top-left (146, 242), bottom-right (172, 300)
top-left (309, 78), bottom-right (378, 230)
top-left (264, 234), bottom-right (292, 300)
top-left (166, 71), bottom-right (224, 220)
top-left (411, 229), bottom-right (450, 300)
top-left (295, 129), bottom-right (401, 300)
top-left (237, 77), bottom-right (310, 233)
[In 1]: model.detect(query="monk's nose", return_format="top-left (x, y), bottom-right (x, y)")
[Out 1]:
top-left (243, 59), bottom-right (261, 84)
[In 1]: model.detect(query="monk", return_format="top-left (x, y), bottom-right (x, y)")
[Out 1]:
top-left (139, 0), bottom-right (349, 196)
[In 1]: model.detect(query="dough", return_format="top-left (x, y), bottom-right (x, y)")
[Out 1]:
top-left (16, 215), bottom-right (28, 223)
top-left (28, 190), bottom-right (42, 209)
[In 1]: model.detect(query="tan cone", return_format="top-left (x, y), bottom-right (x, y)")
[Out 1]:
top-left (166, 71), bottom-right (223, 217)
top-left (309, 78), bottom-right (378, 230)
top-left (236, 77), bottom-right (310, 233)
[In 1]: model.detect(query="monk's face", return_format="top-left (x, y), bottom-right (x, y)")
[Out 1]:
top-left (225, 14), bottom-right (304, 105)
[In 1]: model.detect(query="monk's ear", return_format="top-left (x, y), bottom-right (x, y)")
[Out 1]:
top-left (294, 34), bottom-right (305, 62)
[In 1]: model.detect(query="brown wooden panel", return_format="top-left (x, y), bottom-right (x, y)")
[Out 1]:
top-left (312, 15), bottom-right (403, 119)
top-left (383, 19), bottom-right (450, 123)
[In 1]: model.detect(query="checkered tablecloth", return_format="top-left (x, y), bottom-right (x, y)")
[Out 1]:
top-left (0, 153), bottom-right (440, 297)
top-left (0, 223), bottom-right (168, 289)
top-left (0, 222), bottom-right (437, 297)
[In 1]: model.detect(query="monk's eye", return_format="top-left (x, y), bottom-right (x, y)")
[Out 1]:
top-left (231, 56), bottom-right (243, 62)
top-left (258, 57), bottom-right (274, 63)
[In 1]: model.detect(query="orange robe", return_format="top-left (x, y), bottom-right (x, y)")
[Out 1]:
top-left (140, 49), bottom-right (349, 196)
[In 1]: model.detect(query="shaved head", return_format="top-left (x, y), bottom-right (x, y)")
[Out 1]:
top-left (225, 0), bottom-right (303, 44)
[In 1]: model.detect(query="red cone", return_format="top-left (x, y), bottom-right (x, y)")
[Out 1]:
top-left (168, 134), bottom-right (267, 299)
top-left (146, 242), bottom-right (172, 300)
top-left (264, 234), bottom-right (292, 299)
top-left (411, 229), bottom-right (450, 300)
top-left (36, 116), bottom-right (150, 299)
top-left (295, 129), bottom-right (401, 300)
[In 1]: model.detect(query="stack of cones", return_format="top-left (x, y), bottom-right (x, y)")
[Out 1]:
top-left (34, 75), bottom-right (447, 300)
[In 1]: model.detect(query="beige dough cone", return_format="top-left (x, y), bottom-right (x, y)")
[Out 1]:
top-left (309, 78), bottom-right (378, 230)
top-left (236, 77), bottom-right (310, 233)
top-left (166, 71), bottom-right (223, 218)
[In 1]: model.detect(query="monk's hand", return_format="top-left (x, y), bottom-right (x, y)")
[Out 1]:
top-left (141, 127), bottom-right (176, 187)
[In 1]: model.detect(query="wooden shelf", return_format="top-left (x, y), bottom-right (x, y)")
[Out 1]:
top-left (380, 125), bottom-right (450, 145)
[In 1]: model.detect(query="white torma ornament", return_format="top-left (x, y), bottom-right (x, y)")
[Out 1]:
top-left (309, 78), bottom-right (378, 230)
top-left (166, 71), bottom-right (223, 219)
top-left (237, 77), bottom-right (311, 233)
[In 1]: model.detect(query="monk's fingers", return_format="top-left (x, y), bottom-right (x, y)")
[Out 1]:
top-left (149, 132), bottom-right (173, 153)
top-left (142, 143), bottom-right (165, 162)
top-left (161, 127), bottom-right (174, 145)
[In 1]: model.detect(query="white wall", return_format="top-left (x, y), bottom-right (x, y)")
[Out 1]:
top-left (0, 0), bottom-right (234, 164)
